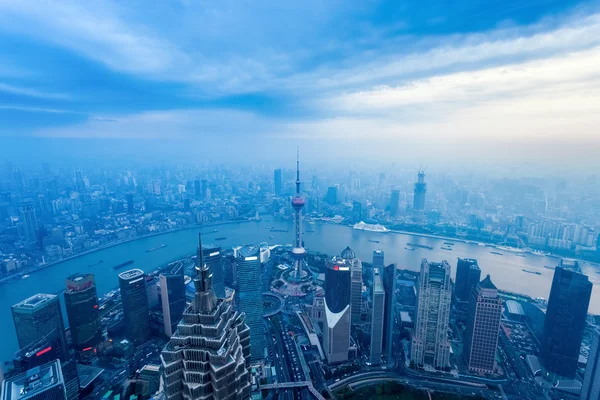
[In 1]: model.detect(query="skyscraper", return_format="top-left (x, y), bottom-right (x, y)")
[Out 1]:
top-left (382, 263), bottom-right (397, 361)
top-left (581, 327), bottom-right (600, 400)
top-left (12, 294), bottom-right (68, 362)
top-left (202, 244), bottom-right (226, 298)
top-left (352, 200), bottom-right (362, 222)
top-left (201, 179), bottom-right (208, 199)
top-left (323, 256), bottom-right (352, 364)
top-left (161, 234), bottom-right (251, 400)
top-left (1, 360), bottom-right (67, 400)
top-left (194, 179), bottom-right (201, 198)
top-left (19, 199), bottom-right (37, 243)
top-left (290, 151), bottom-right (306, 281)
top-left (411, 259), bottom-right (452, 369)
top-left (64, 273), bottom-right (102, 357)
top-left (389, 189), bottom-right (400, 217)
top-left (541, 267), bottom-right (592, 379)
top-left (464, 275), bottom-right (502, 374)
top-left (126, 193), bottom-right (134, 214)
top-left (159, 262), bottom-right (186, 337)
top-left (370, 268), bottom-right (385, 364)
top-left (236, 245), bottom-right (265, 362)
top-left (341, 246), bottom-right (362, 325)
top-left (454, 258), bottom-right (481, 302)
top-left (413, 169), bottom-right (427, 211)
top-left (274, 168), bottom-right (282, 196)
top-left (326, 186), bottom-right (338, 205)
top-left (373, 249), bottom-right (384, 269)
top-left (119, 269), bottom-right (151, 346)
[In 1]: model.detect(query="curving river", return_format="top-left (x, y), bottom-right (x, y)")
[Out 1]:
top-left (1, 218), bottom-right (598, 363)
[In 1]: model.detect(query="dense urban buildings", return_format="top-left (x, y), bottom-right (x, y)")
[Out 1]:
top-left (236, 244), bottom-right (265, 362)
top-left (370, 268), bottom-right (385, 364)
top-left (463, 275), bottom-right (502, 374)
top-left (202, 244), bottom-right (226, 298)
top-left (540, 267), bottom-right (592, 379)
top-left (412, 259), bottom-right (452, 369)
top-left (159, 262), bottom-right (186, 337)
top-left (1, 360), bottom-right (67, 400)
top-left (118, 269), bottom-right (151, 346)
top-left (161, 235), bottom-right (251, 400)
top-left (454, 258), bottom-right (481, 303)
top-left (581, 327), bottom-right (600, 400)
top-left (323, 256), bottom-right (352, 364)
top-left (64, 273), bottom-right (102, 357)
top-left (11, 294), bottom-right (68, 362)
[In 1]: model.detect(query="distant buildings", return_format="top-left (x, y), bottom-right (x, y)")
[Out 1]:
top-left (236, 245), bottom-right (265, 362)
top-left (159, 262), bottom-right (186, 337)
top-left (370, 268), bottom-right (385, 364)
top-left (389, 189), bottom-right (400, 217)
top-left (454, 258), bottom-right (481, 302)
top-left (19, 199), bottom-right (37, 243)
top-left (411, 259), bottom-right (451, 369)
top-left (119, 269), bottom-right (151, 346)
top-left (323, 256), bottom-right (352, 364)
top-left (382, 263), bottom-right (397, 361)
top-left (581, 327), bottom-right (600, 400)
top-left (64, 273), bottom-right (102, 357)
top-left (541, 267), bottom-right (592, 379)
top-left (326, 186), bottom-right (338, 205)
top-left (274, 168), bottom-right (282, 196)
top-left (12, 294), bottom-right (68, 362)
top-left (161, 235), bottom-right (251, 400)
top-left (463, 275), bottom-right (502, 374)
top-left (202, 245), bottom-right (226, 298)
top-left (1, 360), bottom-right (67, 400)
top-left (413, 170), bottom-right (427, 211)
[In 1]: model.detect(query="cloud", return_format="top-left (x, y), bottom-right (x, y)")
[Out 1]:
top-left (0, 83), bottom-right (70, 100)
top-left (0, 105), bottom-right (75, 113)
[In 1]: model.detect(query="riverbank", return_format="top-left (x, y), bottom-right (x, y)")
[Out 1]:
top-left (0, 219), bottom-right (253, 284)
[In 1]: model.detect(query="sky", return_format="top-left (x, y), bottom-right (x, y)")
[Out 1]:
top-left (1, 0), bottom-right (600, 168)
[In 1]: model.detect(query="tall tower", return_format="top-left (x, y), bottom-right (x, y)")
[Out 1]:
top-left (273, 168), bottom-right (282, 196)
top-left (581, 327), bottom-right (600, 400)
top-left (382, 263), bottom-right (397, 361)
top-left (411, 259), bottom-right (452, 369)
top-left (159, 262), bottom-right (186, 337)
top-left (119, 269), bottom-right (151, 346)
top-left (64, 273), bottom-right (102, 357)
top-left (323, 257), bottom-right (352, 364)
top-left (202, 245), bottom-right (226, 298)
top-left (464, 275), bottom-right (502, 374)
top-left (161, 234), bottom-right (251, 400)
top-left (370, 268), bottom-right (385, 364)
top-left (454, 258), bottom-right (481, 302)
top-left (540, 267), bottom-right (592, 379)
top-left (341, 246), bottom-right (363, 325)
top-left (290, 149), bottom-right (306, 281)
top-left (19, 199), bottom-right (37, 243)
top-left (413, 169), bottom-right (427, 211)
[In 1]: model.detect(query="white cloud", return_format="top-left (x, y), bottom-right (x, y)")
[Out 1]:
top-left (0, 82), bottom-right (70, 100)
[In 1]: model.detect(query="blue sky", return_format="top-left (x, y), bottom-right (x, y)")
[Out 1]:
top-left (1, 0), bottom-right (600, 166)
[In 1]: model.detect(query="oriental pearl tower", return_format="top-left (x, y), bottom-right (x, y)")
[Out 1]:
top-left (291, 149), bottom-right (306, 281)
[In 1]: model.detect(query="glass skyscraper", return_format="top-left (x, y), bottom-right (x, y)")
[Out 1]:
top-left (454, 258), bottom-right (481, 302)
top-left (159, 262), bottom-right (186, 337)
top-left (382, 262), bottom-right (397, 361)
top-left (1, 360), bottom-right (67, 400)
top-left (370, 268), bottom-right (385, 364)
top-left (202, 244), bottom-right (226, 298)
top-left (64, 273), bottom-right (102, 357)
top-left (236, 245), bottom-right (265, 362)
top-left (541, 267), bottom-right (592, 379)
top-left (324, 256), bottom-right (352, 364)
top-left (119, 269), bottom-right (151, 346)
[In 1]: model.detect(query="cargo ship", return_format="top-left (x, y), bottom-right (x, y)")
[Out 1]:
top-left (522, 269), bottom-right (542, 275)
top-left (215, 237), bottom-right (226, 241)
top-left (88, 260), bottom-right (104, 268)
top-left (490, 251), bottom-right (503, 256)
top-left (369, 240), bottom-right (380, 243)
top-left (146, 244), bottom-right (167, 253)
top-left (113, 260), bottom-right (135, 270)
top-left (407, 243), bottom-right (433, 250)
top-left (270, 229), bottom-right (289, 233)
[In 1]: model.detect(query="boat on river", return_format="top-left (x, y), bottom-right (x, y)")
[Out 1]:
top-left (146, 244), bottom-right (167, 253)
top-left (522, 269), bottom-right (542, 275)
top-left (113, 260), bottom-right (134, 270)
top-left (88, 260), bottom-right (104, 268)
top-left (407, 243), bottom-right (433, 250)
top-left (490, 251), bottom-right (504, 255)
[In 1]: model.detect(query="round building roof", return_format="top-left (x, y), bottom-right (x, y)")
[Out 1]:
top-left (341, 246), bottom-right (355, 260)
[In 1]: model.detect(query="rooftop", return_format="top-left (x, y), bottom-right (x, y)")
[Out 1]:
top-left (237, 245), bottom-right (259, 259)
top-left (479, 274), bottom-right (497, 290)
top-left (118, 269), bottom-right (144, 280)
top-left (2, 360), bottom-right (64, 400)
top-left (12, 293), bottom-right (57, 310)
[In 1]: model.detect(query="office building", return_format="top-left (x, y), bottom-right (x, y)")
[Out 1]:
top-left (464, 275), bottom-right (502, 374)
top-left (541, 267), bottom-right (592, 379)
top-left (323, 257), bottom-right (352, 364)
top-left (290, 152), bottom-right (306, 281)
top-left (126, 193), bottom-right (134, 214)
top-left (161, 234), bottom-right (251, 400)
top-left (194, 179), bottom-right (201, 198)
top-left (413, 169), bottom-right (427, 211)
top-left (236, 245), bottom-right (265, 362)
top-left (340, 246), bottom-right (363, 325)
top-left (326, 186), bottom-right (338, 205)
top-left (382, 263), bottom-right (397, 360)
top-left (159, 262), bottom-right (186, 337)
top-left (373, 249), bottom-right (384, 269)
top-left (274, 168), bottom-right (282, 196)
top-left (19, 200), bottom-right (37, 243)
top-left (411, 259), bottom-right (452, 369)
top-left (454, 258), bottom-right (481, 302)
top-left (352, 201), bottom-right (362, 222)
top-left (581, 327), bottom-right (600, 400)
top-left (1, 360), bottom-right (67, 400)
top-left (389, 189), bottom-right (400, 217)
top-left (119, 269), bottom-right (151, 346)
top-left (370, 268), bottom-right (385, 364)
top-left (12, 294), bottom-right (68, 361)
top-left (64, 273), bottom-right (102, 357)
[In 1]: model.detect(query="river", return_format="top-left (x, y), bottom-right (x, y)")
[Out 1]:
top-left (1, 218), bottom-right (599, 363)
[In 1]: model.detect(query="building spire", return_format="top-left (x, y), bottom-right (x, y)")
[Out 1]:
top-left (296, 146), bottom-right (301, 194)
top-left (195, 233), bottom-right (211, 293)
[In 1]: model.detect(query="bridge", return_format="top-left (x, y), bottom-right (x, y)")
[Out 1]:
top-left (261, 381), bottom-right (325, 400)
